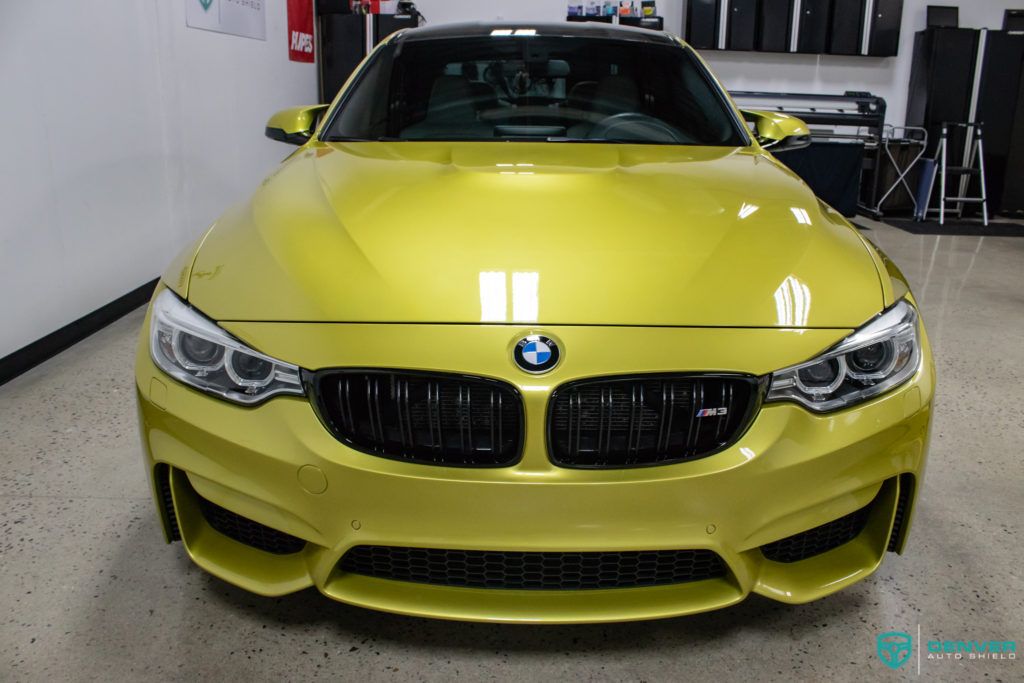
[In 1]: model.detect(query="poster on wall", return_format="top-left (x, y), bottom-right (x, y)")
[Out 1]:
top-left (287, 0), bottom-right (315, 63)
top-left (186, 0), bottom-right (266, 41)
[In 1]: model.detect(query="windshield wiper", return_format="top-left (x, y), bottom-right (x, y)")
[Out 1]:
top-left (546, 137), bottom-right (630, 144)
top-left (322, 135), bottom-right (405, 142)
top-left (546, 138), bottom-right (698, 146)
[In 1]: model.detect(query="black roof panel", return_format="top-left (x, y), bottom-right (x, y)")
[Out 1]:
top-left (393, 21), bottom-right (679, 46)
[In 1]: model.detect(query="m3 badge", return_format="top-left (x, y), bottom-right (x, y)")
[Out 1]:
top-left (696, 407), bottom-right (728, 417)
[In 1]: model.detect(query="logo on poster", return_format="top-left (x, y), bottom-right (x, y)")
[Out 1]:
top-left (186, 0), bottom-right (265, 40)
top-left (291, 31), bottom-right (313, 55)
top-left (287, 0), bottom-right (315, 62)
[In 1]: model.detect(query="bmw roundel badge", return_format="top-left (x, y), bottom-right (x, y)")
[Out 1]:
top-left (513, 335), bottom-right (560, 374)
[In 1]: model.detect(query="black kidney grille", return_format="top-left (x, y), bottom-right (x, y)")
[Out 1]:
top-left (761, 503), bottom-right (871, 563)
top-left (548, 375), bottom-right (761, 468)
top-left (312, 371), bottom-right (523, 466)
top-left (338, 545), bottom-right (727, 590)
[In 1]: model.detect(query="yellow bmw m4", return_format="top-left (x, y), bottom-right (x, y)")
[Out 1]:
top-left (136, 22), bottom-right (934, 623)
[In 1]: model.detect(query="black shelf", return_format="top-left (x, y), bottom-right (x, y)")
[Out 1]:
top-left (566, 15), bottom-right (614, 23)
top-left (566, 16), bottom-right (664, 30)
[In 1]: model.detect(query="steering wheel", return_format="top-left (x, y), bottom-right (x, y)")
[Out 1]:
top-left (587, 113), bottom-right (692, 144)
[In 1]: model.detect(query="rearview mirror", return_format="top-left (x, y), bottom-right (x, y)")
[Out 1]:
top-left (265, 105), bottom-right (329, 145)
top-left (742, 110), bottom-right (812, 152)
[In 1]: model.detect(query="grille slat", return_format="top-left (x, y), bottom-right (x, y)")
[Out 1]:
top-left (714, 383), bottom-right (729, 441)
top-left (312, 370), bottom-right (523, 467)
top-left (603, 388), bottom-right (613, 456)
top-left (402, 379), bottom-right (415, 450)
top-left (427, 381), bottom-right (439, 452)
top-left (338, 545), bottom-right (727, 590)
top-left (657, 383), bottom-right (672, 453)
top-left (548, 375), bottom-right (760, 468)
top-left (394, 379), bottom-right (406, 450)
top-left (628, 385), bottom-right (640, 456)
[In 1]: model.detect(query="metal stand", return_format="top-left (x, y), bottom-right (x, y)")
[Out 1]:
top-left (923, 122), bottom-right (989, 226)
top-left (876, 125), bottom-right (928, 217)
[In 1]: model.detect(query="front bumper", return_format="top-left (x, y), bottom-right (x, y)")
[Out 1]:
top-left (136, 313), bottom-right (934, 624)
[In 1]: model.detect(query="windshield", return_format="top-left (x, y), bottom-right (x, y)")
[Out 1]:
top-left (322, 35), bottom-right (748, 146)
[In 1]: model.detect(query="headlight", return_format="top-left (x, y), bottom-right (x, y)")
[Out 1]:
top-left (149, 289), bottom-right (304, 405)
top-left (766, 299), bottom-right (921, 412)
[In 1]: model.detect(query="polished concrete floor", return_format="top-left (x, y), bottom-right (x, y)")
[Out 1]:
top-left (1, 219), bottom-right (1021, 682)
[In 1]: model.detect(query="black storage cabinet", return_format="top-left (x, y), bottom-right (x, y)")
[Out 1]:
top-left (727, 0), bottom-right (758, 51)
top-left (685, 0), bottom-right (902, 56)
top-left (828, 0), bottom-right (864, 55)
top-left (318, 1), bottom-right (362, 104)
top-left (905, 28), bottom-right (980, 212)
top-left (974, 31), bottom-right (1024, 215)
top-left (1003, 102), bottom-right (1024, 214)
top-left (687, 0), bottom-right (721, 50)
top-left (906, 28), bottom-right (979, 156)
top-left (1007, 9), bottom-right (1024, 31)
top-left (757, 0), bottom-right (793, 52)
top-left (317, 2), bottom-right (417, 104)
top-left (867, 0), bottom-right (903, 56)
top-left (375, 13), bottom-right (417, 44)
top-left (797, 0), bottom-right (832, 54)
top-left (906, 29), bottom-right (979, 136)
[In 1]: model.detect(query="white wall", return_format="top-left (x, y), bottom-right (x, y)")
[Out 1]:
top-left (414, 0), bottom-right (1019, 124)
top-left (0, 0), bottom-right (316, 358)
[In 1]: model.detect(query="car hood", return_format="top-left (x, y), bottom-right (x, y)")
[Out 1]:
top-left (186, 142), bottom-right (882, 328)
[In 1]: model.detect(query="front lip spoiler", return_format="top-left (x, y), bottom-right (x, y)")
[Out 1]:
top-left (159, 464), bottom-right (910, 623)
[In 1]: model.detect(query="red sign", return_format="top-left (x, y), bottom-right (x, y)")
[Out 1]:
top-left (288, 0), bottom-right (315, 63)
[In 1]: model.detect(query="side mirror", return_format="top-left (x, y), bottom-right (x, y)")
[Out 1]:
top-left (742, 110), bottom-right (812, 152)
top-left (265, 105), bottom-right (329, 145)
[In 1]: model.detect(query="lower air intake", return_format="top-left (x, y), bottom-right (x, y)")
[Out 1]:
top-left (887, 474), bottom-right (915, 552)
top-left (154, 464), bottom-right (181, 542)
top-left (197, 495), bottom-right (306, 555)
top-left (338, 545), bottom-right (727, 590)
top-left (761, 503), bottom-right (871, 563)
